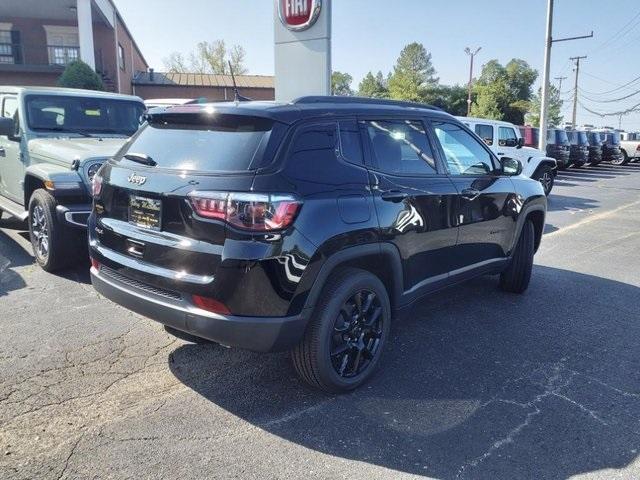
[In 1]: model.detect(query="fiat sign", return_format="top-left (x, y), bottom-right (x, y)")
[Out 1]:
top-left (278, 0), bottom-right (322, 31)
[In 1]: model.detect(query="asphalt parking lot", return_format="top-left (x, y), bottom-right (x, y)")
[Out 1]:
top-left (1, 163), bottom-right (640, 480)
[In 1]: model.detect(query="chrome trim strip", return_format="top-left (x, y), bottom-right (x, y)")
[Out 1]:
top-left (64, 210), bottom-right (91, 227)
top-left (90, 241), bottom-right (215, 285)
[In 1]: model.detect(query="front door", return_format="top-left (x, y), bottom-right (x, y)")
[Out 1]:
top-left (431, 120), bottom-right (518, 271)
top-left (0, 95), bottom-right (24, 203)
top-left (362, 118), bottom-right (459, 295)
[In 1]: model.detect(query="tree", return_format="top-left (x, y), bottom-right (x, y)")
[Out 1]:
top-left (526, 85), bottom-right (563, 127)
top-left (422, 85), bottom-right (468, 115)
top-left (358, 71), bottom-right (389, 98)
top-left (471, 83), bottom-right (504, 119)
top-left (57, 60), bottom-right (103, 91)
top-left (163, 40), bottom-right (247, 74)
top-left (471, 58), bottom-right (537, 124)
top-left (331, 71), bottom-right (354, 96)
top-left (388, 42), bottom-right (438, 101)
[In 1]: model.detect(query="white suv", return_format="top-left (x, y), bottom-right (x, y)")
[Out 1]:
top-left (457, 117), bottom-right (557, 195)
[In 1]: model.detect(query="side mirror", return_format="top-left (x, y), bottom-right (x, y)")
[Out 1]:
top-left (501, 157), bottom-right (522, 176)
top-left (517, 137), bottom-right (524, 149)
top-left (0, 117), bottom-right (15, 137)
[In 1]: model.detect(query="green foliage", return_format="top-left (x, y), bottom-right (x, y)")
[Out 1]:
top-left (388, 42), bottom-right (438, 101)
top-left (472, 58), bottom-right (538, 124)
top-left (358, 71), bottom-right (389, 98)
top-left (164, 40), bottom-right (247, 74)
top-left (423, 85), bottom-right (468, 116)
top-left (331, 71), bottom-right (354, 96)
top-left (56, 61), bottom-right (103, 91)
top-left (526, 85), bottom-right (564, 127)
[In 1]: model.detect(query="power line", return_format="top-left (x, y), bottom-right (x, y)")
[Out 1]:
top-left (578, 99), bottom-right (640, 117)
top-left (587, 8), bottom-right (640, 55)
top-left (578, 87), bottom-right (640, 104)
top-left (579, 72), bottom-right (640, 96)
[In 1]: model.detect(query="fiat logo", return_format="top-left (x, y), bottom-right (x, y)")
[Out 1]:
top-left (278, 0), bottom-right (322, 31)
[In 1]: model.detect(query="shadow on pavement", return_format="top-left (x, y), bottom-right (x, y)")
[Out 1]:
top-left (0, 217), bottom-right (90, 291)
top-left (169, 266), bottom-right (640, 479)
top-left (546, 194), bottom-right (599, 212)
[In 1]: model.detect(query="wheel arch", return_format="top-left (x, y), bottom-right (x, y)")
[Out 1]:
top-left (302, 243), bottom-right (403, 314)
top-left (23, 173), bottom-right (46, 207)
top-left (525, 208), bottom-right (545, 252)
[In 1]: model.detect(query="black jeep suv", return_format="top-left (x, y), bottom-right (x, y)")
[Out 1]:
top-left (89, 97), bottom-right (546, 393)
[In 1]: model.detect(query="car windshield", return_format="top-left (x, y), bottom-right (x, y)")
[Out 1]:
top-left (566, 131), bottom-right (577, 143)
top-left (577, 131), bottom-right (588, 145)
top-left (118, 113), bottom-right (279, 172)
top-left (26, 94), bottom-right (144, 136)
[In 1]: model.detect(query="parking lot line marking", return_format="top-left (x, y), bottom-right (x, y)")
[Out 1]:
top-left (546, 199), bottom-right (640, 238)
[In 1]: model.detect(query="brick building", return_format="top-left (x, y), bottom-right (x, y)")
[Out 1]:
top-left (132, 71), bottom-right (275, 102)
top-left (0, 0), bottom-right (147, 94)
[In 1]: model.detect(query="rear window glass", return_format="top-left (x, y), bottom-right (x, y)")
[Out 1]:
top-left (121, 114), bottom-right (276, 172)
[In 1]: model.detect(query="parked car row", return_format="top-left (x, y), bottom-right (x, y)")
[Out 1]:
top-left (0, 89), bottom-right (547, 393)
top-left (519, 126), bottom-right (635, 168)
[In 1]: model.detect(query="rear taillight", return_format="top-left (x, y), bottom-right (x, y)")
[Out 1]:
top-left (92, 175), bottom-right (103, 197)
top-left (192, 295), bottom-right (231, 315)
top-left (188, 191), bottom-right (301, 231)
top-left (90, 258), bottom-right (100, 270)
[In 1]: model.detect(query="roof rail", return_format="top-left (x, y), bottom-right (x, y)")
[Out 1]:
top-left (292, 95), bottom-right (441, 111)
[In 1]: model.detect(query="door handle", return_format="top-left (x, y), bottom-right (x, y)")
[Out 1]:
top-left (381, 190), bottom-right (408, 202)
top-left (461, 188), bottom-right (481, 201)
top-left (497, 152), bottom-right (505, 156)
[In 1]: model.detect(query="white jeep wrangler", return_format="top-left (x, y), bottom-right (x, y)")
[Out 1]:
top-left (457, 117), bottom-right (557, 195)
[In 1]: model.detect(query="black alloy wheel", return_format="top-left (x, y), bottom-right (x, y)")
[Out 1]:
top-left (330, 290), bottom-right (384, 378)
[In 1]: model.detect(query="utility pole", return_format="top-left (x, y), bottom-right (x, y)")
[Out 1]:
top-left (465, 46), bottom-right (481, 116)
top-left (538, 0), bottom-right (592, 150)
top-left (554, 75), bottom-right (567, 92)
top-left (570, 56), bottom-right (586, 127)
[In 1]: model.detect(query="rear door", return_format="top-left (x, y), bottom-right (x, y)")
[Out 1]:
top-left (431, 120), bottom-right (518, 271)
top-left (361, 117), bottom-right (458, 293)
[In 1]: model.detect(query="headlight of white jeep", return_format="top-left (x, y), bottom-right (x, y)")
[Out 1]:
top-left (87, 162), bottom-right (103, 183)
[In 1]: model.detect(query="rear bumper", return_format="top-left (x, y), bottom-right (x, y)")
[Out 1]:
top-left (90, 265), bottom-right (310, 352)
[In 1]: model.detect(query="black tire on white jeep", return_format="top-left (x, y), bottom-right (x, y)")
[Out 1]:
top-left (28, 189), bottom-right (80, 272)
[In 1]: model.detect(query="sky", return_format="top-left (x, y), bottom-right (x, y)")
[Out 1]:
top-left (114, 0), bottom-right (640, 130)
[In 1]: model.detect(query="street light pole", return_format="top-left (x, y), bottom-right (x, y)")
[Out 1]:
top-left (538, 0), bottom-right (554, 151)
top-left (465, 46), bottom-right (481, 116)
top-left (538, 0), bottom-right (592, 150)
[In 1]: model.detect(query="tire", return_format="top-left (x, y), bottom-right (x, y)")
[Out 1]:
top-left (28, 189), bottom-right (80, 272)
top-left (500, 220), bottom-right (534, 294)
top-left (292, 268), bottom-right (391, 393)
top-left (621, 149), bottom-right (630, 165)
top-left (537, 165), bottom-right (554, 196)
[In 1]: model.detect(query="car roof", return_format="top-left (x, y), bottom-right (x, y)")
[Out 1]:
top-left (0, 85), bottom-right (143, 102)
top-left (456, 116), bottom-right (518, 128)
top-left (148, 96), bottom-right (458, 125)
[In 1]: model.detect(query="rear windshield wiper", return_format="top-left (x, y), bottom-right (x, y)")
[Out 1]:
top-left (124, 153), bottom-right (157, 166)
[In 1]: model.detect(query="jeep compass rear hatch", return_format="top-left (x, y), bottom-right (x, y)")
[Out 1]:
top-left (92, 107), bottom-right (288, 297)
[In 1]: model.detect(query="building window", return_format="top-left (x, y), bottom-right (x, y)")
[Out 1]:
top-left (43, 25), bottom-right (79, 66)
top-left (0, 24), bottom-right (14, 64)
top-left (118, 43), bottom-right (125, 70)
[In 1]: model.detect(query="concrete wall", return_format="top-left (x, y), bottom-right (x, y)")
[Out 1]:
top-left (132, 84), bottom-right (275, 101)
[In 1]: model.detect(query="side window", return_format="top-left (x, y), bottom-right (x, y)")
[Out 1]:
top-left (433, 122), bottom-right (496, 175)
top-left (365, 119), bottom-right (437, 175)
top-left (338, 120), bottom-right (363, 165)
top-left (474, 124), bottom-right (494, 146)
top-left (286, 122), bottom-right (339, 179)
top-left (2, 97), bottom-right (18, 119)
top-left (498, 126), bottom-right (518, 147)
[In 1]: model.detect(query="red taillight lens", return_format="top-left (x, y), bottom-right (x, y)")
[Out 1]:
top-left (90, 258), bottom-right (100, 270)
top-left (188, 192), bottom-right (302, 231)
top-left (192, 295), bottom-right (231, 315)
top-left (92, 175), bottom-right (103, 197)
